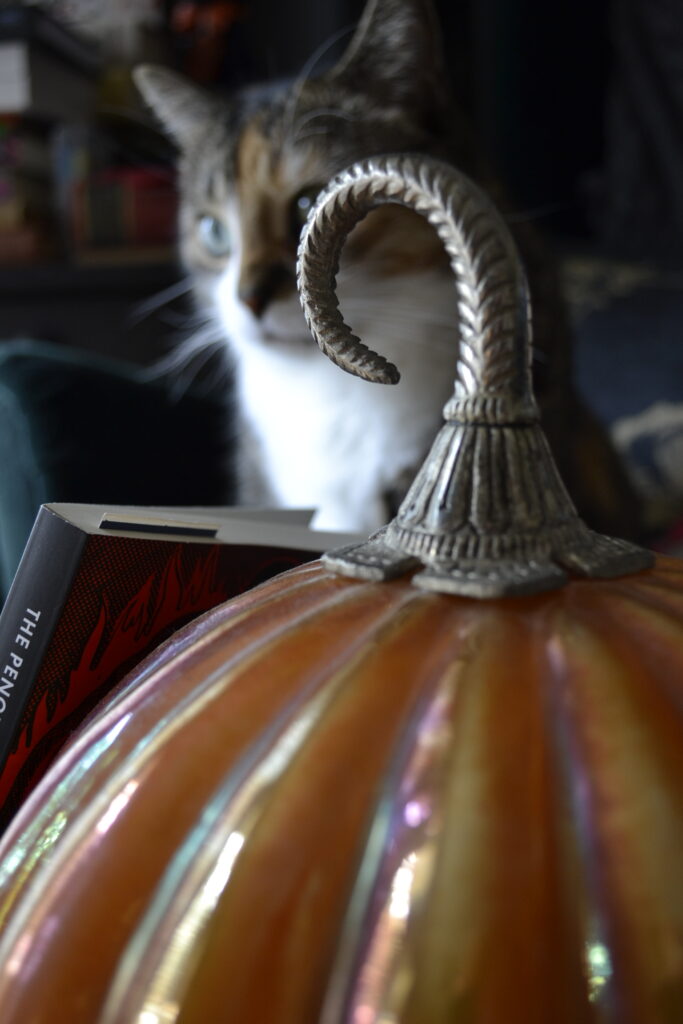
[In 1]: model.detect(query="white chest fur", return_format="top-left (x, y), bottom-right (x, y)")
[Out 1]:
top-left (216, 265), bottom-right (458, 532)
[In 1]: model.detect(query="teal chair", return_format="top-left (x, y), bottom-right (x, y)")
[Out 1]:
top-left (0, 340), bottom-right (234, 601)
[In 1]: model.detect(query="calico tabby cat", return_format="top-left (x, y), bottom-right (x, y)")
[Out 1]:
top-left (135, 0), bottom-right (642, 537)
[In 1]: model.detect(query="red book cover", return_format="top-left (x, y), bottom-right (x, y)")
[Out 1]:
top-left (0, 504), bottom-right (358, 828)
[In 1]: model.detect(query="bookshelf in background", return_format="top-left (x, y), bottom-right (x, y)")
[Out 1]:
top-left (51, 119), bottom-right (177, 265)
top-left (0, 114), bottom-right (56, 263)
top-left (0, 3), bottom-right (98, 265)
top-left (0, 3), bottom-right (178, 270)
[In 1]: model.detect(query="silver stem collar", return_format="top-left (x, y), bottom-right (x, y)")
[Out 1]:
top-left (296, 154), bottom-right (652, 597)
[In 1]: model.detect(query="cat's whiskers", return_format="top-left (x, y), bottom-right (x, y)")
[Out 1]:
top-left (280, 23), bottom-right (354, 145)
top-left (293, 125), bottom-right (341, 145)
top-left (504, 201), bottom-right (573, 225)
top-left (341, 291), bottom-right (454, 321)
top-left (291, 106), bottom-right (356, 147)
top-left (142, 317), bottom-right (230, 399)
top-left (338, 299), bottom-right (457, 348)
top-left (337, 265), bottom-right (459, 337)
top-left (129, 276), bottom-right (194, 324)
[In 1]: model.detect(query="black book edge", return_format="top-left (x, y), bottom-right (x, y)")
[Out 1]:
top-left (0, 506), bottom-right (86, 774)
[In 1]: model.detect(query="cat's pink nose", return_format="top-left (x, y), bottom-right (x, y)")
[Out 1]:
top-left (238, 264), bottom-right (292, 318)
top-left (241, 292), bottom-right (266, 318)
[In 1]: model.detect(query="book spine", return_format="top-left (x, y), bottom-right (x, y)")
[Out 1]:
top-left (0, 507), bottom-right (85, 773)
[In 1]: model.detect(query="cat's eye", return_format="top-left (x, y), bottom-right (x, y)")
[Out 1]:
top-left (290, 186), bottom-right (323, 238)
top-left (197, 214), bottom-right (232, 257)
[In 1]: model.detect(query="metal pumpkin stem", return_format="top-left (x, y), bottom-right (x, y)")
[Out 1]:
top-left (297, 154), bottom-right (652, 597)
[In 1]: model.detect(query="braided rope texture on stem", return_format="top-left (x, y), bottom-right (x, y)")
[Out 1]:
top-left (297, 153), bottom-right (534, 422)
top-left (297, 154), bottom-right (654, 595)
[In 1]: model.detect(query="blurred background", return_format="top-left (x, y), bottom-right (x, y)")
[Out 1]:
top-left (0, 0), bottom-right (681, 595)
top-left (3, 0), bottom-right (682, 352)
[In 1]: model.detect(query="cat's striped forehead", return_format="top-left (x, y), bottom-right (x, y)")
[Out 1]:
top-left (177, 75), bottom-right (448, 282)
top-left (183, 115), bottom-right (317, 212)
top-left (238, 119), bottom-right (324, 198)
top-left (182, 78), bottom-right (427, 211)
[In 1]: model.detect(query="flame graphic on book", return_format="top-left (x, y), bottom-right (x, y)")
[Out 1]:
top-left (0, 545), bottom-right (230, 819)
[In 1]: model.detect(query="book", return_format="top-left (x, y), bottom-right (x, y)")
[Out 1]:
top-left (0, 171), bottom-right (54, 230)
top-left (0, 502), bottom-right (361, 829)
top-left (0, 116), bottom-right (58, 259)
top-left (0, 115), bottom-right (54, 178)
top-left (0, 222), bottom-right (55, 264)
top-left (71, 167), bottom-right (178, 249)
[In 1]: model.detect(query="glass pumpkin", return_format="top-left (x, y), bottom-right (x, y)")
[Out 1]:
top-left (0, 156), bottom-right (679, 1024)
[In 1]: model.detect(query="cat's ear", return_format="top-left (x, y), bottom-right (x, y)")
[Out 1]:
top-left (327, 0), bottom-right (449, 121)
top-left (133, 65), bottom-right (217, 150)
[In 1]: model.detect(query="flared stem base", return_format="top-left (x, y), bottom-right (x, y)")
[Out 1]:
top-left (323, 420), bottom-right (654, 597)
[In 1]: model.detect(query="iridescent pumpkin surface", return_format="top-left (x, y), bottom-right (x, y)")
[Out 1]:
top-left (0, 556), bottom-right (682, 1023)
top-left (0, 154), bottom-right (680, 1024)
